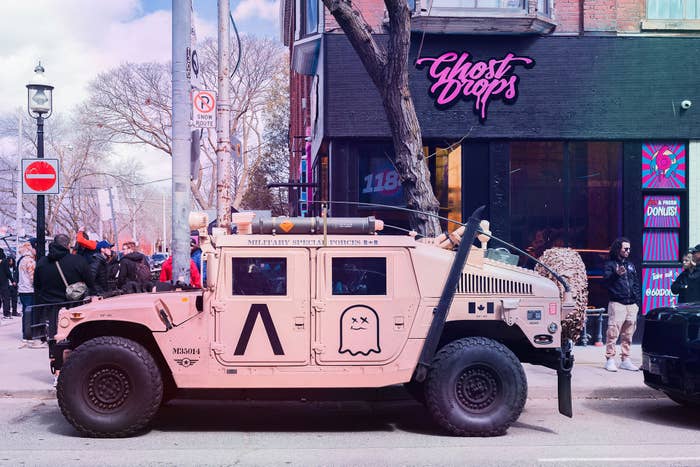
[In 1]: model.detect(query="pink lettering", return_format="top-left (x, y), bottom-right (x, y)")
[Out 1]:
top-left (416, 51), bottom-right (534, 122)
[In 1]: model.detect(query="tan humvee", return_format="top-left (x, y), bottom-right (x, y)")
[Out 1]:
top-left (48, 208), bottom-right (575, 438)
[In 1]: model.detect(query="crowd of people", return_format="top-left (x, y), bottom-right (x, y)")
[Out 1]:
top-left (0, 227), bottom-right (204, 350)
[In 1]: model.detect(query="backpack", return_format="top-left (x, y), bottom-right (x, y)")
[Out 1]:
top-left (134, 258), bottom-right (152, 285)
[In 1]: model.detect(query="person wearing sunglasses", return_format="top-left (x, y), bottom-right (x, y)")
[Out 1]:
top-left (602, 237), bottom-right (641, 372)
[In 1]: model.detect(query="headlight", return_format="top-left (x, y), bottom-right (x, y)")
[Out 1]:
top-left (548, 322), bottom-right (558, 334)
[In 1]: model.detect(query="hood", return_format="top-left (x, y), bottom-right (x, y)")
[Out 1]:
top-left (123, 252), bottom-right (146, 262)
top-left (47, 242), bottom-right (70, 262)
top-left (17, 242), bottom-right (35, 258)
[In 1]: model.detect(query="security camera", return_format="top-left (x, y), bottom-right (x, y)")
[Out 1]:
top-left (681, 100), bottom-right (692, 110)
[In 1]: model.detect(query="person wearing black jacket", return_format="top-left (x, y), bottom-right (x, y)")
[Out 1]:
top-left (89, 240), bottom-right (116, 296)
top-left (671, 247), bottom-right (700, 304)
top-left (117, 241), bottom-right (153, 293)
top-left (0, 249), bottom-right (12, 319)
top-left (602, 237), bottom-right (641, 372)
top-left (33, 234), bottom-right (94, 336)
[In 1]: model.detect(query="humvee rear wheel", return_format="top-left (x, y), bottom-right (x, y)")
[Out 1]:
top-left (57, 336), bottom-right (163, 438)
top-left (425, 337), bottom-right (527, 436)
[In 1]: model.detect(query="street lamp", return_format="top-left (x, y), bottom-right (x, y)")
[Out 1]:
top-left (26, 62), bottom-right (54, 259)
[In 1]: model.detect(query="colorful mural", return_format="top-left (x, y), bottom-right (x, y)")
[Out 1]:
top-left (642, 231), bottom-right (679, 262)
top-left (644, 196), bottom-right (681, 228)
top-left (642, 268), bottom-right (681, 314)
top-left (641, 143), bottom-right (686, 189)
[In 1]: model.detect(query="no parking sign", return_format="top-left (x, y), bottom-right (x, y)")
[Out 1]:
top-left (22, 159), bottom-right (60, 194)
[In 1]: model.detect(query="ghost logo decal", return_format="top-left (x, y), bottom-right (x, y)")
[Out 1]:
top-left (339, 305), bottom-right (381, 356)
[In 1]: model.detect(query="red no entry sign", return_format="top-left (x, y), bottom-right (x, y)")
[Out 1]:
top-left (22, 159), bottom-right (60, 194)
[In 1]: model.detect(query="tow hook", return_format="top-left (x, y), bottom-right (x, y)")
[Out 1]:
top-left (557, 339), bottom-right (574, 418)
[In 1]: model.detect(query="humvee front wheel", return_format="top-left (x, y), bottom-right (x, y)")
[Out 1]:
top-left (425, 337), bottom-right (527, 436)
top-left (57, 336), bottom-right (163, 438)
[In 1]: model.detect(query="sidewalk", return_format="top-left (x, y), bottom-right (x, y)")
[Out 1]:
top-left (0, 316), bottom-right (657, 400)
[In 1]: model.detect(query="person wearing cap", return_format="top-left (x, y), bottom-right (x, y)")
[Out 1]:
top-left (89, 240), bottom-right (116, 297)
top-left (671, 245), bottom-right (700, 304)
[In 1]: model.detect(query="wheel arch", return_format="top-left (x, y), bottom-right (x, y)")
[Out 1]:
top-left (66, 321), bottom-right (176, 397)
top-left (439, 320), bottom-right (534, 362)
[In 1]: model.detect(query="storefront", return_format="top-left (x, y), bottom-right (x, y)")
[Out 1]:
top-left (308, 34), bottom-right (699, 312)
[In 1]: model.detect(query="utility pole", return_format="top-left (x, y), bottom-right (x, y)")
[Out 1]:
top-left (216, 0), bottom-right (232, 229)
top-left (15, 111), bottom-right (22, 253)
top-left (108, 187), bottom-right (118, 246)
top-left (162, 193), bottom-right (167, 253)
top-left (171, 0), bottom-right (192, 284)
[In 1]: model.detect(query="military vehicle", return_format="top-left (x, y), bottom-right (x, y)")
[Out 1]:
top-left (46, 207), bottom-right (574, 437)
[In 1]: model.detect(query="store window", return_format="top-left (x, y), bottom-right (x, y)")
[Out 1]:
top-left (647, 0), bottom-right (699, 19)
top-left (431, 144), bottom-right (462, 232)
top-left (510, 142), bottom-right (623, 307)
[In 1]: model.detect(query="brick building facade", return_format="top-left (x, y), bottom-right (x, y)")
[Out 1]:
top-left (280, 0), bottom-right (700, 314)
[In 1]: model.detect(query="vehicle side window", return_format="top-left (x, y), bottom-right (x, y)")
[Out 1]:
top-left (232, 258), bottom-right (287, 296)
top-left (332, 257), bottom-right (386, 295)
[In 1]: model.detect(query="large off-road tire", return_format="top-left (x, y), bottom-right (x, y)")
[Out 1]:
top-left (57, 336), bottom-right (163, 438)
top-left (425, 337), bottom-right (527, 436)
top-left (665, 392), bottom-right (700, 409)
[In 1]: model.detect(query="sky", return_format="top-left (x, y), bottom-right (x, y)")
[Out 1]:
top-left (0, 0), bottom-right (281, 182)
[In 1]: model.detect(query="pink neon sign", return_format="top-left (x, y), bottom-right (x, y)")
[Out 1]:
top-left (416, 51), bottom-right (534, 122)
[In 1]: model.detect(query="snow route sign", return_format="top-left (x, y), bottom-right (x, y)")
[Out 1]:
top-left (192, 90), bottom-right (216, 128)
top-left (22, 158), bottom-right (60, 195)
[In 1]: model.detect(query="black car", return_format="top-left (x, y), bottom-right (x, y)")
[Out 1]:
top-left (642, 303), bottom-right (700, 408)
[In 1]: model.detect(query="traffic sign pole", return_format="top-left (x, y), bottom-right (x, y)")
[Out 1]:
top-left (36, 115), bottom-right (45, 259)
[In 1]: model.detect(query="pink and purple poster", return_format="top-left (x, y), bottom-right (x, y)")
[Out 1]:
top-left (641, 143), bottom-right (686, 189)
top-left (642, 231), bottom-right (679, 262)
top-left (644, 196), bottom-right (681, 228)
top-left (642, 268), bottom-right (681, 315)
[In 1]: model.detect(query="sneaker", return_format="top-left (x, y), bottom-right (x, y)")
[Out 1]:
top-left (619, 359), bottom-right (639, 371)
top-left (604, 358), bottom-right (618, 372)
top-left (29, 340), bottom-right (47, 349)
top-left (18, 340), bottom-right (29, 349)
top-left (11, 312), bottom-right (21, 317)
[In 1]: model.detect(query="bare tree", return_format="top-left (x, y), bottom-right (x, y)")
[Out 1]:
top-left (83, 35), bottom-right (289, 211)
top-left (321, 0), bottom-right (440, 236)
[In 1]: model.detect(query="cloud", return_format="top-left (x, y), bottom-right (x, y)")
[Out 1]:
top-left (233, 0), bottom-right (280, 22)
top-left (0, 1), bottom-right (216, 113)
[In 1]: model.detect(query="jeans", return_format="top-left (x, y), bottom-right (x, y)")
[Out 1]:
top-left (19, 293), bottom-right (35, 340)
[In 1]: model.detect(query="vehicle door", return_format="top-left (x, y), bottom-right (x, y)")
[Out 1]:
top-left (314, 248), bottom-right (419, 365)
top-left (214, 248), bottom-right (310, 366)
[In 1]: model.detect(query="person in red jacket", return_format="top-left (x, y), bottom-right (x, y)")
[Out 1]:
top-left (159, 256), bottom-right (201, 288)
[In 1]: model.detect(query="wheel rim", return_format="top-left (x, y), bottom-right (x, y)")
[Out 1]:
top-left (85, 366), bottom-right (131, 412)
top-left (455, 364), bottom-right (500, 412)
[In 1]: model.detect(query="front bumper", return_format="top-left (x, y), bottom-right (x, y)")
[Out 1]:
top-left (642, 351), bottom-right (700, 400)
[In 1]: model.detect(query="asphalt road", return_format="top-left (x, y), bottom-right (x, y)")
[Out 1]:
top-left (1, 396), bottom-right (699, 467)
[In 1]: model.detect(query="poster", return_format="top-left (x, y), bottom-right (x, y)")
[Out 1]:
top-left (359, 155), bottom-right (405, 207)
top-left (642, 267), bottom-right (681, 314)
top-left (641, 143), bottom-right (686, 189)
top-left (642, 231), bottom-right (679, 262)
top-left (644, 196), bottom-right (681, 228)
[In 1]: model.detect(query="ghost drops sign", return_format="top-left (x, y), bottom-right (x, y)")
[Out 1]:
top-left (415, 51), bottom-right (535, 123)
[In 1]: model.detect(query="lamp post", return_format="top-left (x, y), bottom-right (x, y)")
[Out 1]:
top-left (26, 62), bottom-right (54, 259)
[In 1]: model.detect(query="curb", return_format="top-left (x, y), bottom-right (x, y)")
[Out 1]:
top-left (0, 385), bottom-right (661, 401)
